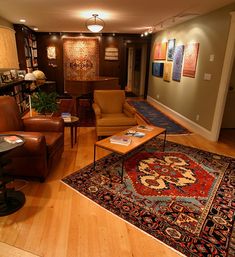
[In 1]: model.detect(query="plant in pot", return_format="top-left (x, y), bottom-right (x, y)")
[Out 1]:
top-left (31, 91), bottom-right (58, 115)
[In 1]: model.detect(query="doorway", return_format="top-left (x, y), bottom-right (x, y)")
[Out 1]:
top-left (125, 44), bottom-right (147, 97)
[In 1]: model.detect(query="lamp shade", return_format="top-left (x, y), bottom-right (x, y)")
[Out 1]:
top-left (86, 14), bottom-right (104, 33)
top-left (0, 26), bottom-right (19, 70)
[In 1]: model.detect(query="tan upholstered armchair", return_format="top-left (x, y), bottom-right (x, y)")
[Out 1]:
top-left (92, 90), bottom-right (137, 137)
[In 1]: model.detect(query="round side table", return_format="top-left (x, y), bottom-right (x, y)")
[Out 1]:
top-left (64, 116), bottom-right (79, 148)
top-left (0, 134), bottom-right (25, 216)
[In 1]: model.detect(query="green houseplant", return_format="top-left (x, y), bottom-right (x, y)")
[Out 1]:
top-left (31, 91), bottom-right (58, 115)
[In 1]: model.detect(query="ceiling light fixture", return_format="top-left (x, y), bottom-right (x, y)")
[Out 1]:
top-left (86, 14), bottom-right (104, 33)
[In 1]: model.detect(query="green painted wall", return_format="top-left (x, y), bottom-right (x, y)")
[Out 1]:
top-left (148, 3), bottom-right (235, 130)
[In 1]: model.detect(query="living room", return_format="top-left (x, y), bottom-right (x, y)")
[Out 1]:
top-left (0, 1), bottom-right (235, 257)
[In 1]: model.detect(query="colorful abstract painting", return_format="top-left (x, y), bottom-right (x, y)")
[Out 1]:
top-left (163, 62), bottom-right (172, 82)
top-left (152, 62), bottom-right (164, 77)
top-left (63, 37), bottom-right (99, 81)
top-left (183, 42), bottom-right (199, 78)
top-left (153, 42), bottom-right (167, 60)
top-left (167, 39), bottom-right (175, 61)
top-left (172, 45), bottom-right (184, 81)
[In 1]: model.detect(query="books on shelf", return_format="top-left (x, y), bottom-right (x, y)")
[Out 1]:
top-left (61, 112), bottom-right (71, 122)
top-left (110, 135), bottom-right (132, 146)
top-left (4, 136), bottom-right (23, 144)
top-left (137, 125), bottom-right (153, 131)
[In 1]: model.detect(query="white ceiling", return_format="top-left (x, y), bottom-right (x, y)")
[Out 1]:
top-left (0, 0), bottom-right (235, 33)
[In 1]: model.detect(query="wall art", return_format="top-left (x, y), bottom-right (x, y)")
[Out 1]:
top-left (63, 37), bottom-right (99, 81)
top-left (172, 45), bottom-right (184, 81)
top-left (105, 47), bottom-right (118, 60)
top-left (167, 39), bottom-right (176, 61)
top-left (152, 62), bottom-right (164, 77)
top-left (163, 62), bottom-right (172, 82)
top-left (153, 42), bottom-right (167, 60)
top-left (183, 42), bottom-right (200, 78)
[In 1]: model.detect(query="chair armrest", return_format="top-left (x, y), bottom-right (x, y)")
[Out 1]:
top-left (92, 103), bottom-right (102, 119)
top-left (23, 117), bottom-right (64, 133)
top-left (123, 102), bottom-right (136, 117)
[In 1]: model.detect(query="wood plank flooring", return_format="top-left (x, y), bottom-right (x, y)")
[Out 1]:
top-left (0, 126), bottom-right (235, 257)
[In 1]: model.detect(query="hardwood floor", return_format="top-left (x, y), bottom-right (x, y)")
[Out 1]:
top-left (0, 126), bottom-right (235, 257)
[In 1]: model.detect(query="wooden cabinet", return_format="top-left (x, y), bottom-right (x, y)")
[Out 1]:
top-left (14, 24), bottom-right (38, 73)
top-left (0, 79), bottom-right (31, 115)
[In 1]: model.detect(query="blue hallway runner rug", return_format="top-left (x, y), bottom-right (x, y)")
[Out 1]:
top-left (128, 100), bottom-right (190, 134)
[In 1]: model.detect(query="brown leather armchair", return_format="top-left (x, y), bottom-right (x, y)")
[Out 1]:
top-left (92, 90), bottom-right (137, 137)
top-left (0, 96), bottom-right (64, 181)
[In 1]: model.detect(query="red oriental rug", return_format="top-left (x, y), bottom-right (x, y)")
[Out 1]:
top-left (62, 139), bottom-right (235, 257)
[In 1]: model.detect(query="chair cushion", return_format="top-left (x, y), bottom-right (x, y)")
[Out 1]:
top-left (97, 113), bottom-right (136, 127)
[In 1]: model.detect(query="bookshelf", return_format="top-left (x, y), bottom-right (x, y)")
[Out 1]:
top-left (0, 79), bottom-right (32, 115)
top-left (14, 24), bottom-right (38, 73)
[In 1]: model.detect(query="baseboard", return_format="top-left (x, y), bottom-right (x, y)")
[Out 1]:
top-left (147, 96), bottom-right (216, 141)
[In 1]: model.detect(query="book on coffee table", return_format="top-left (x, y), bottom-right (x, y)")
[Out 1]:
top-left (137, 125), bottom-right (153, 131)
top-left (110, 135), bottom-right (132, 146)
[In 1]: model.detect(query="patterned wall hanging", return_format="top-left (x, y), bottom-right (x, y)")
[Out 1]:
top-left (63, 37), bottom-right (99, 81)
top-left (163, 62), bottom-right (172, 82)
top-left (183, 42), bottom-right (200, 78)
top-left (153, 42), bottom-right (167, 60)
top-left (152, 62), bottom-right (164, 77)
top-left (172, 45), bottom-right (184, 81)
top-left (167, 39), bottom-right (176, 61)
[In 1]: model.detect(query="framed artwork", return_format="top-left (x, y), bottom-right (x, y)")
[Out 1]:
top-left (47, 46), bottom-right (56, 59)
top-left (105, 47), bottom-right (118, 60)
top-left (183, 42), bottom-right (200, 78)
top-left (10, 69), bottom-right (18, 80)
top-left (167, 39), bottom-right (176, 61)
top-left (153, 42), bottom-right (167, 60)
top-left (1, 71), bottom-right (12, 83)
top-left (152, 62), bottom-right (164, 77)
top-left (17, 70), bottom-right (26, 79)
top-left (172, 45), bottom-right (184, 81)
top-left (163, 62), bottom-right (172, 82)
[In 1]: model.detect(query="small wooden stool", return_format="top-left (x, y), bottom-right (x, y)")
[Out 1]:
top-left (64, 116), bottom-right (79, 148)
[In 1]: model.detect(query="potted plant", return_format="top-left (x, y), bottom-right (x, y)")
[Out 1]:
top-left (31, 91), bottom-right (58, 115)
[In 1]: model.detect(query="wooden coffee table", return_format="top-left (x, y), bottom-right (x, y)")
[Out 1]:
top-left (93, 125), bottom-right (166, 182)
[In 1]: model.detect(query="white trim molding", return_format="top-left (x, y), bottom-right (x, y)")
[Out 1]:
top-left (147, 96), bottom-right (215, 140)
top-left (211, 11), bottom-right (235, 141)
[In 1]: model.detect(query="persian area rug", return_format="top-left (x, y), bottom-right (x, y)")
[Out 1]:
top-left (62, 139), bottom-right (235, 257)
top-left (128, 100), bottom-right (190, 134)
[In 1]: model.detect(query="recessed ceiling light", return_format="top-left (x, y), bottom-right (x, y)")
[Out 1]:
top-left (19, 19), bottom-right (26, 23)
top-left (33, 27), bottom-right (39, 31)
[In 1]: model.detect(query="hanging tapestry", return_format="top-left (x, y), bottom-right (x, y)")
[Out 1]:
top-left (63, 37), bottom-right (99, 81)
top-left (183, 42), bottom-right (199, 78)
top-left (172, 45), bottom-right (184, 81)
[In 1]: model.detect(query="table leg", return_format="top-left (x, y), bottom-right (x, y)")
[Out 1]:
top-left (71, 126), bottom-right (73, 148)
top-left (75, 125), bottom-right (77, 144)
top-left (163, 130), bottom-right (167, 151)
top-left (93, 144), bottom-right (96, 170)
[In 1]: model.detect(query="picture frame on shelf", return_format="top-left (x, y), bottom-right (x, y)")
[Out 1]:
top-left (1, 71), bottom-right (12, 83)
top-left (17, 70), bottom-right (26, 79)
top-left (10, 69), bottom-right (18, 80)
